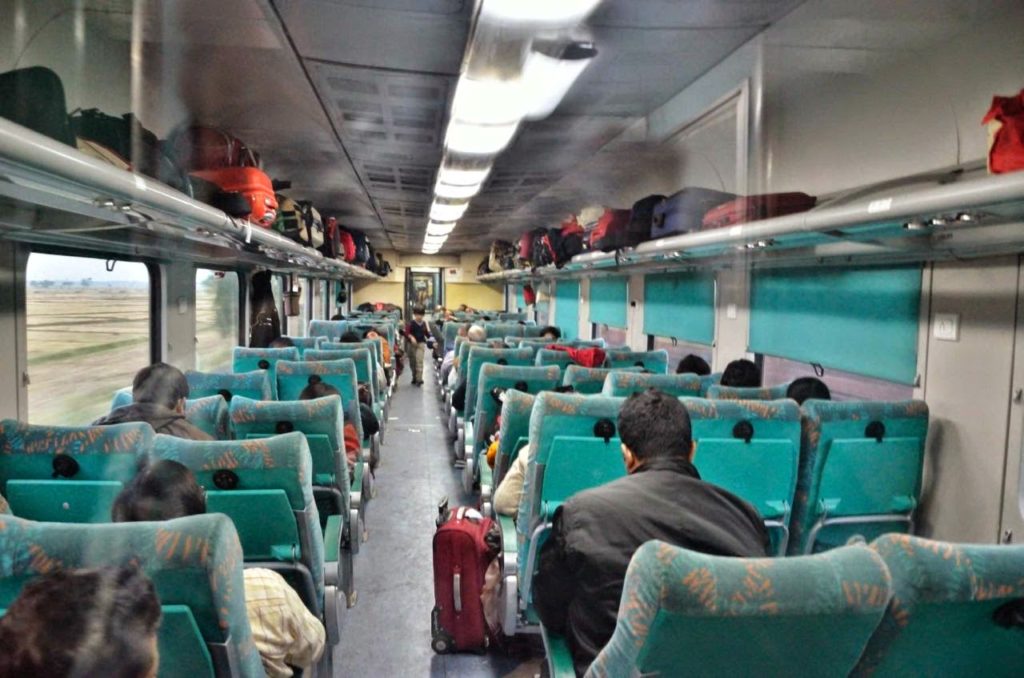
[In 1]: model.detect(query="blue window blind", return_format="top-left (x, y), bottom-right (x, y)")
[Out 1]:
top-left (643, 271), bottom-right (715, 345)
top-left (749, 265), bottom-right (922, 384)
top-left (589, 276), bottom-right (628, 329)
top-left (553, 281), bottom-right (580, 340)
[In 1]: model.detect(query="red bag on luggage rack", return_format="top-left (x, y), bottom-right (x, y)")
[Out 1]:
top-left (338, 229), bottom-right (357, 262)
top-left (982, 89), bottom-right (1024, 174)
top-left (518, 231), bottom-right (534, 265)
top-left (431, 501), bottom-right (497, 653)
top-left (589, 208), bottom-right (633, 252)
top-left (701, 192), bottom-right (817, 230)
top-left (193, 167), bottom-right (278, 227)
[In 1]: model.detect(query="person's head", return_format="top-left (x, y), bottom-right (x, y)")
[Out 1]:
top-left (413, 306), bottom-right (425, 320)
top-left (786, 377), bottom-right (831, 405)
top-left (112, 460), bottom-right (205, 522)
top-left (269, 336), bottom-right (294, 348)
top-left (457, 324), bottom-right (470, 338)
top-left (132, 363), bottom-right (189, 414)
top-left (676, 354), bottom-right (711, 376)
top-left (0, 565), bottom-right (162, 678)
top-left (300, 380), bottom-right (341, 400)
top-left (617, 389), bottom-right (694, 473)
top-left (457, 304), bottom-right (468, 312)
top-left (330, 313), bottom-right (345, 321)
top-left (540, 326), bottom-right (561, 340)
top-left (339, 331), bottom-right (362, 343)
top-left (357, 382), bottom-right (372, 407)
top-left (720, 359), bottom-right (761, 388)
top-left (467, 325), bottom-right (486, 342)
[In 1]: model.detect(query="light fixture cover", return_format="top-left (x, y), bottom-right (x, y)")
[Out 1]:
top-left (445, 119), bottom-right (519, 155)
top-left (522, 44), bottom-right (597, 120)
top-left (435, 181), bottom-right (483, 200)
top-left (479, 0), bottom-right (601, 26)
top-left (437, 165), bottom-right (491, 186)
top-left (430, 202), bottom-right (469, 222)
top-left (451, 77), bottom-right (523, 125)
top-left (426, 221), bottom-right (457, 237)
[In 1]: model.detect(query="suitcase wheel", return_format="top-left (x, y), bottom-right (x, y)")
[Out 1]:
top-left (431, 634), bottom-right (452, 654)
top-left (431, 606), bottom-right (453, 654)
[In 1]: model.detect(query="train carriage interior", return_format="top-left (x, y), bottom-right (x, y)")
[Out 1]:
top-left (1, 0), bottom-right (1024, 676)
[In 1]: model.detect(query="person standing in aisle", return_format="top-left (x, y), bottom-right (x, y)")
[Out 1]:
top-left (404, 306), bottom-right (431, 386)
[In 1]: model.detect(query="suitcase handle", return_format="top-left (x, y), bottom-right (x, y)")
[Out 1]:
top-left (453, 572), bottom-right (462, 613)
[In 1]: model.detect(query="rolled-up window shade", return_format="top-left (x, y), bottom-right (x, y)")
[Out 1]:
top-left (643, 271), bottom-right (715, 345)
top-left (554, 280), bottom-right (580, 340)
top-left (589, 276), bottom-right (628, 329)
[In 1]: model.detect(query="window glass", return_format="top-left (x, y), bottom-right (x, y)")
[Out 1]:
top-left (272, 274), bottom-right (286, 334)
top-left (650, 337), bottom-right (713, 373)
top-left (312, 279), bottom-right (326, 322)
top-left (195, 269), bottom-right (239, 373)
top-left (760, 354), bottom-right (913, 401)
top-left (593, 324), bottom-right (628, 348)
top-left (26, 253), bottom-right (150, 425)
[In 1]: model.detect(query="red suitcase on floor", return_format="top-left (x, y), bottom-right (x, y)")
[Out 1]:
top-left (192, 166), bottom-right (278, 227)
top-left (431, 501), bottom-right (494, 653)
top-left (701, 192), bottom-right (817, 230)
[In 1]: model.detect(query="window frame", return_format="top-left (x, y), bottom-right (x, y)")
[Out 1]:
top-left (194, 266), bottom-right (243, 373)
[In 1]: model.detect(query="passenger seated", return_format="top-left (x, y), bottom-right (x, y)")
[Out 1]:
top-left (449, 325), bottom-right (488, 398)
top-left (493, 442), bottom-right (532, 517)
top-left (0, 565), bottom-right (161, 678)
top-left (540, 326), bottom-right (561, 341)
top-left (440, 324), bottom-right (469, 384)
top-left (720, 358), bottom-right (761, 387)
top-left (269, 337), bottom-right (295, 348)
top-left (339, 331), bottom-right (362, 343)
top-left (363, 328), bottom-right (393, 384)
top-left (299, 381), bottom-right (360, 473)
top-left (676, 353), bottom-right (711, 376)
top-left (357, 383), bottom-right (381, 441)
top-left (786, 376), bottom-right (831, 405)
top-left (340, 331), bottom-right (387, 393)
top-left (534, 389), bottom-right (769, 675)
top-left (111, 460), bottom-right (326, 678)
top-left (94, 363), bottom-right (213, 440)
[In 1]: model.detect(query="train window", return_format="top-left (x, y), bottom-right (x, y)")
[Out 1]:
top-left (286, 277), bottom-right (307, 337)
top-left (26, 253), bottom-right (150, 425)
top-left (760, 355), bottom-right (913, 401)
top-left (195, 269), bottom-right (239, 373)
top-left (648, 337), bottom-right (713, 372)
top-left (312, 279), bottom-right (326, 322)
top-left (594, 324), bottom-right (628, 348)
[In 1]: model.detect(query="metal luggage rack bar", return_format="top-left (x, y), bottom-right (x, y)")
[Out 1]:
top-left (0, 117), bottom-right (377, 279)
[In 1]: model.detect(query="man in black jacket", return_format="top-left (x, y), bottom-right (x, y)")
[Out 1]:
top-left (533, 389), bottom-right (769, 676)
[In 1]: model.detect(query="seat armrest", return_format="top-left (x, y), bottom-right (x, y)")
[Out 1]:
top-left (323, 514), bottom-right (342, 564)
top-left (542, 626), bottom-right (576, 678)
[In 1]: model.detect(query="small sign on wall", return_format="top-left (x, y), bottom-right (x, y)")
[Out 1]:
top-left (446, 267), bottom-right (463, 282)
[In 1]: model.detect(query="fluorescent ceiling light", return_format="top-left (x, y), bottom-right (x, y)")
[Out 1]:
top-left (445, 119), bottom-right (519, 155)
top-left (422, 247), bottom-right (441, 254)
top-left (430, 201), bottom-right (469, 222)
top-left (438, 165), bottom-right (491, 186)
top-left (435, 181), bottom-right (483, 200)
top-left (451, 77), bottom-right (523, 125)
top-left (424, 233), bottom-right (448, 244)
top-left (479, 0), bottom-right (601, 26)
top-left (426, 221), bottom-right (457, 237)
top-left (522, 43), bottom-right (597, 120)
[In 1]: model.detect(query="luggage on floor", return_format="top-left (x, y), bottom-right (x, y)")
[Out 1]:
top-left (701, 192), bottom-right (817, 230)
top-left (650, 188), bottom-right (736, 238)
top-left (0, 66), bottom-right (75, 146)
top-left (193, 167), bottom-right (277, 227)
top-left (626, 194), bottom-right (666, 245)
top-left (983, 88), bottom-right (1024, 174)
top-left (431, 501), bottom-right (496, 653)
top-left (589, 208), bottom-right (633, 251)
top-left (167, 125), bottom-right (260, 172)
top-left (339, 229), bottom-right (357, 262)
top-left (488, 240), bottom-right (516, 271)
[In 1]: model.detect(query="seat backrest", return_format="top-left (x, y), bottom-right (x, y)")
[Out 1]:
top-left (517, 392), bottom-right (625, 582)
top-left (604, 349), bottom-right (670, 374)
top-left (465, 347), bottom-right (535, 422)
top-left (495, 391), bottom-right (536, 485)
top-left (706, 382), bottom-right (792, 401)
top-left (185, 370), bottom-right (273, 402)
top-left (275, 358), bottom-right (363, 440)
top-left (231, 347), bottom-right (299, 399)
top-left (790, 400), bottom-right (929, 554)
top-left (499, 312), bottom-right (527, 321)
top-left (699, 372), bottom-right (723, 396)
top-left (108, 390), bottom-right (229, 441)
top-left (308, 347), bottom-right (376, 404)
top-left (602, 372), bottom-right (702, 398)
top-left (853, 534), bottom-right (1024, 677)
top-left (308, 320), bottom-right (347, 341)
top-left (282, 336), bottom-right (323, 357)
top-left (150, 432), bottom-right (325, 609)
top-left (519, 338), bottom-right (606, 349)
top-left (535, 348), bottom-right (576, 369)
top-left (472, 365), bottom-right (561, 456)
top-left (341, 322), bottom-right (396, 348)
top-left (443, 322), bottom-right (462, 351)
top-left (586, 540), bottom-right (892, 678)
top-left (0, 420), bottom-right (153, 523)
top-left (229, 395), bottom-right (348, 502)
top-left (484, 322), bottom-right (525, 339)
top-left (322, 340), bottom-right (383, 384)
top-left (562, 365), bottom-right (642, 395)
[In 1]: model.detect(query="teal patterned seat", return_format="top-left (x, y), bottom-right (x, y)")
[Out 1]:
top-left (109, 389), bottom-right (230, 440)
top-left (499, 312), bottom-right (527, 321)
top-left (321, 341), bottom-right (384, 398)
top-left (514, 393), bottom-right (627, 626)
top-left (602, 372), bottom-right (702, 398)
top-left (335, 322), bottom-right (397, 350)
top-left (706, 381), bottom-right (792, 401)
top-left (494, 391), bottom-right (536, 489)
top-left (308, 320), bottom-right (347, 341)
top-left (789, 400), bottom-right (929, 555)
top-left (604, 349), bottom-right (669, 374)
top-left (562, 365), bottom-right (642, 395)
top-left (535, 348), bottom-right (576, 369)
top-left (186, 370), bottom-right (273, 402)
top-left (519, 338), bottom-right (606, 349)
top-left (466, 365), bottom-right (561, 501)
top-left (443, 322), bottom-right (463, 351)
top-left (282, 336), bottom-right (323, 358)
top-left (231, 348), bottom-right (299, 399)
top-left (0, 420), bottom-right (153, 523)
top-left (0, 513), bottom-right (266, 678)
top-left (305, 347), bottom-right (383, 435)
top-left (580, 540), bottom-right (892, 678)
top-left (699, 372), bottom-right (723, 396)
top-left (853, 534), bottom-right (1024, 677)
top-left (149, 433), bottom-right (330, 617)
top-left (682, 398), bottom-right (802, 555)
top-left (484, 323), bottom-right (526, 340)
top-left (460, 347), bottom-right (535, 464)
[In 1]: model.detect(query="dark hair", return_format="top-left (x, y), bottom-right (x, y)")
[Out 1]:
top-left (132, 363), bottom-right (189, 409)
top-left (412, 306), bottom-right (425, 315)
top-left (300, 382), bottom-right (341, 400)
top-left (339, 331), bottom-right (362, 343)
top-left (112, 460), bottom-right (206, 522)
top-left (0, 565), bottom-right (161, 678)
top-left (676, 354), bottom-right (711, 376)
top-left (330, 314), bottom-right (345, 321)
top-left (540, 326), bottom-right (561, 340)
top-left (618, 389), bottom-right (693, 462)
top-left (269, 336), bottom-right (294, 348)
top-left (786, 377), bottom-right (831, 405)
top-left (720, 359), bottom-right (761, 388)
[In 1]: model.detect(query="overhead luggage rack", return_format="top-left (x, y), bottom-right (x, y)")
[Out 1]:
top-left (0, 117), bottom-right (376, 278)
top-left (477, 168), bottom-right (1024, 281)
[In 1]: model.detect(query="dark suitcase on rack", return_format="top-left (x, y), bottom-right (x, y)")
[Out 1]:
top-left (431, 501), bottom-right (495, 653)
top-left (701, 192), bottom-right (817, 230)
top-left (650, 188), bottom-right (736, 239)
top-left (589, 208), bottom-right (633, 251)
top-left (530, 227), bottom-right (555, 268)
top-left (350, 231), bottom-right (371, 266)
top-left (626, 194), bottom-right (666, 246)
top-left (552, 216), bottom-right (586, 267)
top-left (0, 66), bottom-right (75, 145)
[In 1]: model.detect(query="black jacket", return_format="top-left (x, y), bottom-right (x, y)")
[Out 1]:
top-left (93, 403), bottom-right (213, 441)
top-left (533, 456), bottom-right (769, 675)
